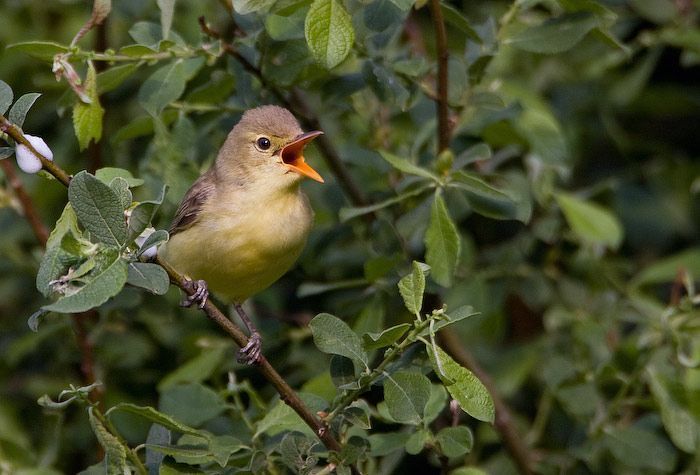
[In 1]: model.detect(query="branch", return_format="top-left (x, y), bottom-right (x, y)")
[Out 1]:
top-left (0, 159), bottom-right (49, 245)
top-left (0, 116), bottom-right (71, 186)
top-left (198, 16), bottom-right (369, 208)
top-left (428, 0), bottom-right (451, 152)
top-left (438, 330), bottom-right (534, 475)
top-left (8, 125), bottom-right (347, 460)
top-left (155, 257), bottom-right (344, 454)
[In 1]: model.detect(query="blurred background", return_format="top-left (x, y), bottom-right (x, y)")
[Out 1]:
top-left (1, 0), bottom-right (699, 473)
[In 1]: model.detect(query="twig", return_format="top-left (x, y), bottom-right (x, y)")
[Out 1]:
top-left (198, 16), bottom-right (369, 208)
top-left (428, 0), bottom-right (451, 152)
top-left (87, 20), bottom-right (109, 173)
top-left (438, 330), bottom-right (534, 474)
top-left (0, 159), bottom-right (49, 245)
top-left (7, 123), bottom-right (347, 462)
top-left (155, 258), bottom-right (344, 454)
top-left (0, 116), bottom-right (71, 186)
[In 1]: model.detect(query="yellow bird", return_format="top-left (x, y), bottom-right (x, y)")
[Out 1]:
top-left (160, 105), bottom-right (324, 364)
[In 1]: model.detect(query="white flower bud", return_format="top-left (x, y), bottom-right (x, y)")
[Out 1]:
top-left (15, 134), bottom-right (53, 174)
top-left (135, 226), bottom-right (158, 259)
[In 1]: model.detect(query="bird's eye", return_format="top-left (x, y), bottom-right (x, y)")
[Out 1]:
top-left (256, 137), bottom-right (271, 151)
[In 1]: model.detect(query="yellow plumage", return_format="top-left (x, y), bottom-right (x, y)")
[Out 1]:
top-left (160, 105), bottom-right (322, 304)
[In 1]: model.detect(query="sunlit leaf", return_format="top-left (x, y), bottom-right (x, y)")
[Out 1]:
top-left (305, 0), bottom-right (355, 69)
top-left (425, 194), bottom-right (461, 286)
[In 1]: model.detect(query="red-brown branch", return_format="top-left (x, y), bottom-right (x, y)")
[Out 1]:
top-left (428, 0), bottom-right (451, 152)
top-left (0, 159), bottom-right (49, 245)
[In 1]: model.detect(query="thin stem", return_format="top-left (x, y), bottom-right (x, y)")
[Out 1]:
top-left (325, 317), bottom-right (433, 423)
top-left (0, 116), bottom-right (71, 186)
top-left (0, 158), bottom-right (49, 245)
top-left (428, 0), bottom-right (451, 152)
top-left (93, 407), bottom-right (148, 474)
top-left (439, 330), bottom-right (534, 475)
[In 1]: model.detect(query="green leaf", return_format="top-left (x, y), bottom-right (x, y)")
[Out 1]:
top-left (647, 365), bottom-right (700, 453)
top-left (398, 261), bottom-right (427, 316)
top-left (339, 184), bottom-right (433, 222)
top-left (265, 9), bottom-right (306, 40)
top-left (310, 313), bottom-right (368, 367)
top-left (97, 64), bottom-right (139, 95)
top-left (88, 408), bottom-right (129, 475)
top-left (9, 93), bottom-right (42, 128)
top-left (42, 249), bottom-right (128, 313)
top-left (73, 63), bottom-right (104, 150)
top-left (255, 393), bottom-right (326, 438)
top-left (506, 12), bottom-right (599, 54)
top-left (127, 186), bottom-right (167, 243)
top-left (138, 58), bottom-right (205, 116)
top-left (379, 150), bottom-right (439, 180)
top-left (95, 167), bottom-right (145, 188)
top-left (604, 426), bottom-right (677, 471)
top-left (233, 0), bottom-right (276, 14)
top-left (632, 248), bottom-right (700, 287)
top-left (368, 432), bottom-right (412, 456)
top-left (440, 3), bottom-right (480, 42)
top-left (425, 194), bottom-right (461, 287)
top-left (68, 171), bottom-right (128, 246)
top-left (138, 229), bottom-right (169, 257)
top-left (127, 262), bottom-right (169, 295)
top-left (37, 205), bottom-right (81, 296)
top-left (449, 171), bottom-right (519, 220)
top-left (149, 434), bottom-right (244, 468)
top-left (159, 383), bottom-right (227, 427)
top-left (129, 21), bottom-right (163, 46)
top-left (305, 0), bottom-right (355, 69)
top-left (405, 429), bottom-right (429, 454)
top-left (106, 403), bottom-right (209, 440)
top-left (109, 177), bottom-right (132, 210)
top-left (436, 426), bottom-right (473, 457)
top-left (415, 305), bottom-right (477, 337)
top-left (0, 147), bottom-right (13, 160)
top-left (6, 41), bottom-right (69, 61)
top-left (118, 44), bottom-right (157, 56)
top-left (343, 401), bottom-right (371, 429)
top-left (330, 355), bottom-right (358, 389)
top-left (27, 309), bottom-right (49, 332)
top-left (363, 323), bottom-right (411, 350)
top-left (428, 346), bottom-right (495, 423)
top-left (424, 383), bottom-right (448, 424)
top-left (383, 371), bottom-right (431, 425)
top-left (0, 80), bottom-right (13, 116)
top-left (157, 0), bottom-right (176, 39)
top-left (158, 346), bottom-right (227, 391)
top-left (555, 192), bottom-right (623, 249)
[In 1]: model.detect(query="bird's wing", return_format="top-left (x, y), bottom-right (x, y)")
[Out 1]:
top-left (169, 172), bottom-right (215, 236)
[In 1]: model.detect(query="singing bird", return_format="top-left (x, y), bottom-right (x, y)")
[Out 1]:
top-left (159, 105), bottom-right (324, 364)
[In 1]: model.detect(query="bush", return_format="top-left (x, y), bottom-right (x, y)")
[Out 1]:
top-left (0, 0), bottom-right (699, 473)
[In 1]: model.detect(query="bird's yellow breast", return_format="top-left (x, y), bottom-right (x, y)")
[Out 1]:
top-left (161, 185), bottom-right (313, 303)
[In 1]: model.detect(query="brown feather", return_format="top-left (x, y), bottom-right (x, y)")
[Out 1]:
top-left (169, 169), bottom-right (216, 236)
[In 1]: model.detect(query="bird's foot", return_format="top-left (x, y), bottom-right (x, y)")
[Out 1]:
top-left (237, 331), bottom-right (262, 365)
top-left (180, 279), bottom-right (209, 309)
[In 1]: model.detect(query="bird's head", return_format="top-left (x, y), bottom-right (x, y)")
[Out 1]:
top-left (217, 105), bottom-right (324, 188)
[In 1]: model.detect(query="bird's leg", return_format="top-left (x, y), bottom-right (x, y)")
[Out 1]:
top-left (234, 303), bottom-right (262, 365)
top-left (180, 278), bottom-right (209, 309)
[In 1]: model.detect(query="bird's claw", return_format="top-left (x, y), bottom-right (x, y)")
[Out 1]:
top-left (237, 332), bottom-right (262, 365)
top-left (180, 279), bottom-right (209, 309)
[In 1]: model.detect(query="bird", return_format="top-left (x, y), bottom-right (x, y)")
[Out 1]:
top-left (159, 105), bottom-right (324, 364)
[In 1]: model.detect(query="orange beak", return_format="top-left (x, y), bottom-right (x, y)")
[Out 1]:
top-left (281, 131), bottom-right (324, 183)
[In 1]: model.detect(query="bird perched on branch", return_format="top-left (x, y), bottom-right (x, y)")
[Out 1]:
top-left (160, 105), bottom-right (324, 364)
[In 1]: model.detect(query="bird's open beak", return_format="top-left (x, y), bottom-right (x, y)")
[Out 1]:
top-left (281, 131), bottom-right (324, 183)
